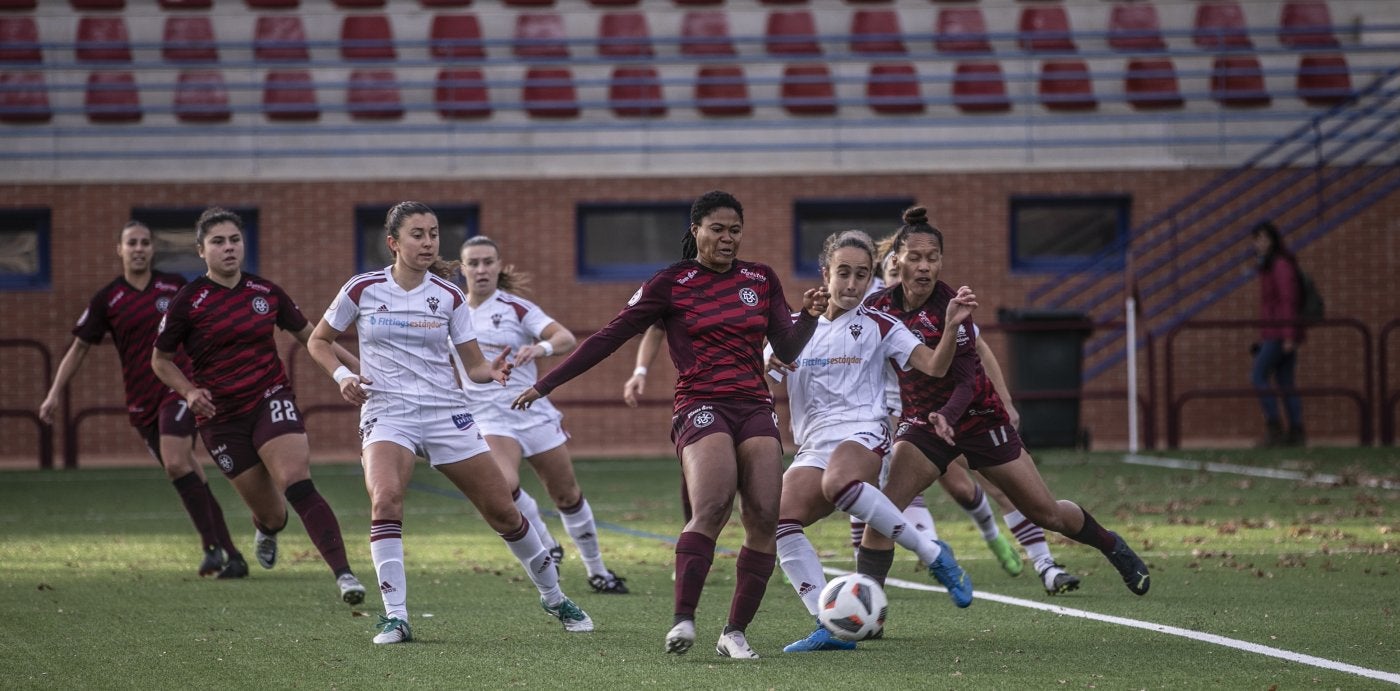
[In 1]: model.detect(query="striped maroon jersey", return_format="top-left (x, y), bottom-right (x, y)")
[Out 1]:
top-left (71, 271), bottom-right (188, 428)
top-left (864, 281), bottom-right (1007, 435)
top-left (154, 273), bottom-right (308, 424)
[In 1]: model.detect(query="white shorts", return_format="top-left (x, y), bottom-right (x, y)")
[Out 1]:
top-left (472, 398), bottom-right (569, 458)
top-left (789, 420), bottom-right (890, 472)
top-left (359, 408), bottom-right (492, 467)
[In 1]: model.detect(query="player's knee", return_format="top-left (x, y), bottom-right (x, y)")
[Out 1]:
top-left (689, 499), bottom-right (734, 531)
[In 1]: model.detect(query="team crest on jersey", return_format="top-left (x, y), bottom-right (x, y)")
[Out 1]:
top-left (211, 444), bottom-right (233, 472)
top-left (251, 296), bottom-right (270, 315)
top-left (491, 312), bottom-right (503, 328)
top-left (896, 421), bottom-right (912, 437)
top-left (155, 296), bottom-right (171, 313)
top-left (426, 296), bottom-right (440, 314)
top-left (739, 287), bottom-right (759, 307)
top-left (693, 410), bottom-right (715, 428)
top-left (849, 322), bottom-right (863, 340)
top-left (452, 411), bottom-right (475, 430)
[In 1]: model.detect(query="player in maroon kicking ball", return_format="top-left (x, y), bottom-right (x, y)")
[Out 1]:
top-left (151, 207), bottom-right (367, 605)
top-left (40, 221), bottom-right (245, 578)
top-left (514, 190), bottom-right (828, 659)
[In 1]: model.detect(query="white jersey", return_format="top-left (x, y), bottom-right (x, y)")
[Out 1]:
top-left (464, 289), bottom-right (558, 411)
top-left (324, 267), bottom-right (477, 421)
top-left (768, 305), bottom-right (922, 446)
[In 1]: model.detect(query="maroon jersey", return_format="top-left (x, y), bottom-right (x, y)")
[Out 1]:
top-left (154, 273), bottom-right (308, 425)
top-left (536, 259), bottom-right (817, 413)
top-left (864, 281), bottom-right (1007, 434)
top-left (71, 271), bottom-right (188, 428)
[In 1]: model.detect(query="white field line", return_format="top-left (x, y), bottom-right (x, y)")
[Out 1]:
top-left (1122, 453), bottom-right (1400, 490)
top-left (824, 566), bottom-right (1400, 686)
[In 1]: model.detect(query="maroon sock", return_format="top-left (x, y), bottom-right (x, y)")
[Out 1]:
top-left (285, 480), bottom-right (350, 575)
top-left (171, 472), bottom-right (219, 550)
top-left (727, 547), bottom-right (776, 632)
top-left (1069, 507), bottom-right (1118, 553)
top-left (674, 531), bottom-right (715, 619)
top-left (202, 482), bottom-right (239, 556)
top-left (857, 546), bottom-right (895, 587)
top-left (955, 484), bottom-right (986, 511)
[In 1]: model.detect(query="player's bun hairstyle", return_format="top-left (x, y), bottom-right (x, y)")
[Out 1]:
top-left (684, 190), bottom-right (744, 260)
top-left (890, 205), bottom-right (944, 256)
top-left (385, 201), bottom-right (459, 280)
top-left (817, 229), bottom-right (876, 271)
top-left (195, 207), bottom-right (244, 246)
top-left (460, 235), bottom-right (530, 293)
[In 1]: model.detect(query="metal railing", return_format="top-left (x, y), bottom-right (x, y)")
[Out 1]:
top-left (0, 339), bottom-right (54, 469)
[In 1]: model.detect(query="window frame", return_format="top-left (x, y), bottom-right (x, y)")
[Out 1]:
top-left (129, 206), bottom-right (259, 280)
top-left (354, 203), bottom-right (479, 276)
top-left (1008, 195), bottom-right (1131, 273)
top-left (0, 207), bottom-right (52, 290)
top-left (791, 198), bottom-right (914, 277)
top-left (575, 201), bottom-right (692, 282)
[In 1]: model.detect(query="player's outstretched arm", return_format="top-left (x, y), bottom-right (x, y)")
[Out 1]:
top-left (39, 338), bottom-right (93, 425)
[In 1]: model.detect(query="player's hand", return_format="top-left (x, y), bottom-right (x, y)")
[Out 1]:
top-left (1005, 402), bottom-right (1021, 431)
top-left (491, 347), bottom-right (514, 386)
top-left (38, 395), bottom-right (58, 425)
top-left (513, 343), bottom-right (548, 368)
top-left (339, 372), bottom-right (372, 406)
top-left (623, 373), bottom-right (645, 408)
top-left (946, 286), bottom-right (978, 327)
top-left (766, 353), bottom-right (798, 375)
top-left (185, 388), bottom-right (216, 419)
top-left (802, 287), bottom-right (830, 317)
top-left (512, 387), bottom-right (541, 410)
top-left (928, 412), bottom-right (955, 445)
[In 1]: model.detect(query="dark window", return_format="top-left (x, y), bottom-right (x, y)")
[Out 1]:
top-left (0, 208), bottom-right (51, 290)
top-left (356, 204), bottom-right (477, 275)
top-left (793, 199), bottom-right (913, 276)
top-left (130, 207), bottom-right (259, 279)
top-left (577, 202), bottom-right (691, 280)
top-left (1010, 196), bottom-right (1130, 272)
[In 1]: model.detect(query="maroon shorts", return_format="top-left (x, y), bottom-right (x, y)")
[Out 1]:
top-left (670, 398), bottom-right (781, 458)
top-left (198, 390), bottom-right (306, 479)
top-left (134, 393), bottom-right (198, 467)
top-left (894, 418), bottom-right (1023, 472)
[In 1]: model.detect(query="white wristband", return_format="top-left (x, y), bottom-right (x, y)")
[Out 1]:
top-left (536, 340), bottom-right (554, 357)
top-left (332, 366), bottom-right (357, 385)
top-left (633, 366), bottom-right (648, 377)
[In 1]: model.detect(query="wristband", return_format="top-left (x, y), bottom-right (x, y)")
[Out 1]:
top-left (536, 340), bottom-right (555, 357)
top-left (332, 366), bottom-right (357, 385)
top-left (632, 366), bottom-right (648, 377)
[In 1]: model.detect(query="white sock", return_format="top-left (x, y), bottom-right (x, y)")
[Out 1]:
top-left (370, 521), bottom-right (407, 620)
top-left (903, 493), bottom-right (940, 543)
top-left (501, 519), bottom-right (564, 606)
top-left (1004, 509), bottom-right (1054, 570)
top-left (513, 487), bottom-right (559, 551)
top-left (559, 497), bottom-right (607, 578)
top-left (962, 486), bottom-right (1000, 541)
top-left (776, 522), bottom-right (826, 617)
top-left (834, 481), bottom-right (941, 566)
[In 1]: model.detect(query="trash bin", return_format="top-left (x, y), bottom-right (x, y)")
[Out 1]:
top-left (996, 308), bottom-right (1093, 449)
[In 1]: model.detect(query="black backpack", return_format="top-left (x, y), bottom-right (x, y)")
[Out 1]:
top-left (1294, 261), bottom-right (1325, 322)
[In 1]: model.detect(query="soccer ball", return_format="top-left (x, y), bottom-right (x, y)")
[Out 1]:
top-left (816, 573), bottom-right (888, 641)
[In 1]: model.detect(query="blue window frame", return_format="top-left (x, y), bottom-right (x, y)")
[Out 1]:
top-left (130, 207), bottom-right (259, 279)
top-left (355, 204), bottom-right (478, 275)
top-left (0, 208), bottom-right (51, 290)
top-left (1010, 196), bottom-right (1130, 272)
top-left (576, 202), bottom-right (691, 281)
top-left (793, 199), bottom-right (914, 277)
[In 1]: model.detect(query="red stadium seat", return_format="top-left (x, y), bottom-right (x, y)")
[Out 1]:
top-left (0, 17), bottom-right (41, 64)
top-left (695, 65), bottom-right (750, 116)
top-left (952, 60), bottom-right (1011, 113)
top-left (347, 68), bottom-right (403, 119)
top-left (599, 12), bottom-right (653, 58)
top-left (333, 0), bottom-right (385, 7)
top-left (1124, 58), bottom-right (1183, 109)
top-left (1108, 3), bottom-right (1167, 52)
top-left (523, 67), bottom-right (578, 117)
top-left (341, 15), bottom-right (395, 61)
top-left (246, 0), bottom-right (298, 7)
top-left (0, 0), bottom-right (36, 8)
top-left (1296, 53), bottom-right (1351, 105)
top-left (851, 9), bottom-right (904, 56)
top-left (781, 64), bottom-right (835, 115)
top-left (674, 0), bottom-right (722, 5)
top-left (609, 66), bottom-right (665, 117)
top-left (435, 67), bottom-right (490, 118)
top-left (589, 0), bottom-right (638, 5)
top-left (760, 0), bottom-right (806, 4)
top-left (1194, 1), bottom-right (1253, 49)
top-left (1211, 56), bottom-right (1269, 106)
top-left (765, 10), bottom-right (820, 56)
top-left (0, 71), bottom-right (49, 123)
top-left (263, 68), bottom-right (318, 120)
top-left (504, 0), bottom-right (552, 5)
top-left (421, 0), bottom-right (472, 6)
top-left (85, 70), bottom-right (142, 122)
top-left (1038, 59), bottom-right (1095, 110)
top-left (680, 11), bottom-right (735, 56)
top-left (1019, 5), bottom-right (1076, 52)
top-left (174, 69), bottom-right (231, 122)
top-left (935, 8), bottom-right (992, 55)
top-left (514, 13), bottom-right (568, 59)
top-left (866, 62), bottom-right (923, 115)
top-left (163, 16), bottom-right (218, 63)
top-left (430, 14), bottom-right (485, 60)
top-left (159, 0), bottom-right (212, 8)
top-left (76, 17), bottom-right (132, 63)
top-left (254, 15), bottom-right (309, 62)
top-left (1280, 0), bottom-right (1338, 48)
top-left (70, 0), bottom-right (123, 8)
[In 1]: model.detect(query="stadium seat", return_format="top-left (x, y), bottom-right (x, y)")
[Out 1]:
top-left (935, 8), bottom-right (992, 55)
top-left (1296, 53), bottom-right (1351, 105)
top-left (263, 68), bottom-right (318, 120)
top-left (680, 11), bottom-right (735, 56)
top-left (85, 70), bottom-right (142, 122)
top-left (70, 0), bottom-right (123, 8)
top-left (159, 0), bottom-right (212, 8)
top-left (1280, 0), bottom-right (1338, 48)
top-left (76, 17), bottom-right (132, 63)
top-left (333, 0), bottom-right (385, 7)
top-left (866, 62), bottom-right (923, 115)
top-left (1194, 2), bottom-right (1253, 49)
top-left (766, 10), bottom-right (820, 56)
top-left (1124, 57), bottom-right (1183, 109)
top-left (1019, 5), bottom-right (1076, 52)
top-left (420, 0), bottom-right (472, 6)
top-left (589, 0), bottom-right (639, 5)
top-left (952, 60), bottom-right (1011, 113)
top-left (609, 66), bottom-right (665, 117)
top-left (673, 0), bottom-right (723, 5)
top-left (598, 11), bottom-right (653, 58)
top-left (1108, 2), bottom-right (1167, 52)
top-left (246, 0), bottom-right (298, 7)
top-left (174, 69), bottom-right (231, 122)
top-left (1038, 59), bottom-right (1095, 110)
top-left (760, 0), bottom-right (806, 4)
top-left (514, 13), bottom-right (569, 59)
top-left (347, 68), bottom-right (403, 119)
top-left (781, 64), bottom-right (835, 115)
top-left (0, 70), bottom-right (49, 123)
top-left (163, 16), bottom-right (218, 63)
top-left (430, 14), bottom-right (485, 60)
top-left (254, 15), bottom-right (309, 62)
top-left (435, 67), bottom-right (490, 118)
top-left (523, 67), bottom-right (578, 117)
top-left (0, 0), bottom-right (36, 8)
top-left (694, 65), bottom-right (750, 116)
top-left (1210, 56), bottom-right (1269, 106)
top-left (0, 17), bottom-right (41, 64)
top-left (341, 15), bottom-right (395, 61)
top-left (504, 0), bottom-right (553, 5)
top-left (851, 9), bottom-right (904, 55)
